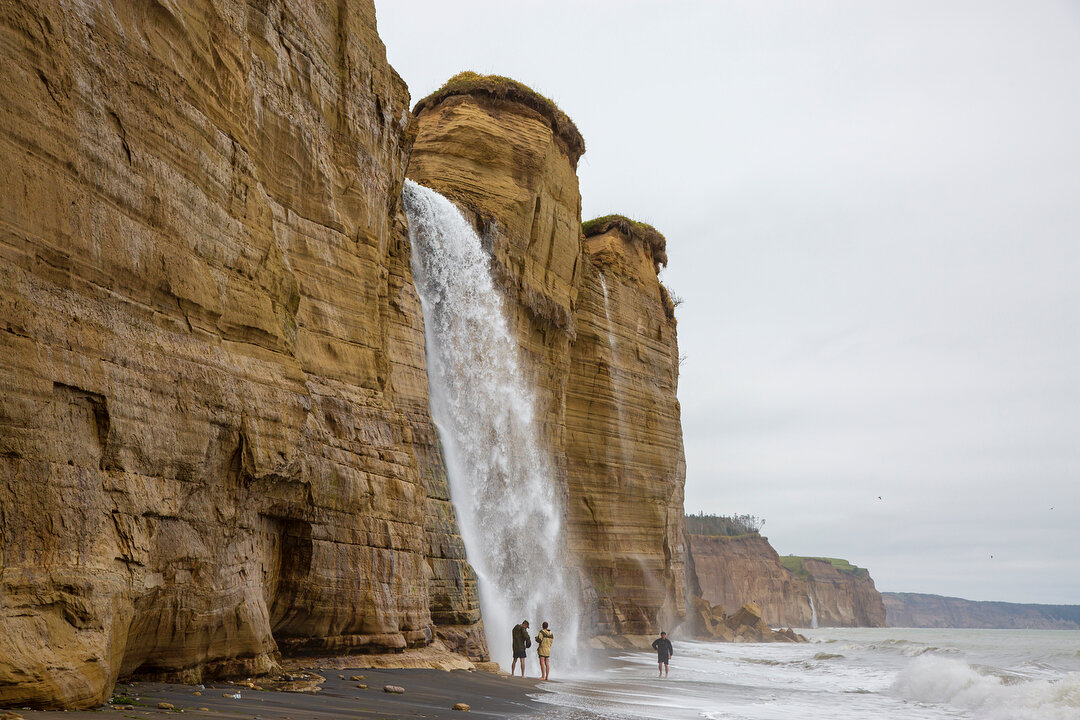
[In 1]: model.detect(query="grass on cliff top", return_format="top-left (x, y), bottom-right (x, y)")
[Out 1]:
top-left (584, 214), bottom-right (676, 319)
top-left (583, 214), bottom-right (669, 276)
top-left (412, 71), bottom-right (585, 163)
top-left (781, 555), bottom-right (870, 580)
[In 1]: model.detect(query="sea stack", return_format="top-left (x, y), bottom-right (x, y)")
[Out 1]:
top-left (567, 217), bottom-right (687, 641)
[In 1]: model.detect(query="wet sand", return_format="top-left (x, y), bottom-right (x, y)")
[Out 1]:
top-left (11, 668), bottom-right (553, 720)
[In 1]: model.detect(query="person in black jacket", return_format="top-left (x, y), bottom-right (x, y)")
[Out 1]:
top-left (511, 620), bottom-right (531, 677)
top-left (652, 631), bottom-right (673, 677)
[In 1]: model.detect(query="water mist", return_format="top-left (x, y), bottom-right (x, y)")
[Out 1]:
top-left (402, 180), bottom-right (583, 671)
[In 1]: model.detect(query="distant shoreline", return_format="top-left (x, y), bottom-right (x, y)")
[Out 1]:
top-left (883, 592), bottom-right (1080, 630)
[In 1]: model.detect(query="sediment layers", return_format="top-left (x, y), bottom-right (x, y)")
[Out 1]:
top-left (409, 78), bottom-right (687, 639)
top-left (688, 534), bottom-right (885, 628)
top-left (688, 535), bottom-right (811, 627)
top-left (0, 1), bottom-right (482, 709)
top-left (567, 223), bottom-right (686, 637)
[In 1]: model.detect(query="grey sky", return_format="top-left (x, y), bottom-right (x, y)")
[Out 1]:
top-left (376, 1), bottom-right (1080, 604)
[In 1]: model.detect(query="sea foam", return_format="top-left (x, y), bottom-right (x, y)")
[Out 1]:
top-left (891, 655), bottom-right (1080, 719)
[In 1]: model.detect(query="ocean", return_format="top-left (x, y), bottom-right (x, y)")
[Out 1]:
top-left (534, 628), bottom-right (1080, 719)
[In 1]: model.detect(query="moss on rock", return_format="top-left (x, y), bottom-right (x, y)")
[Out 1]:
top-left (582, 214), bottom-right (668, 271)
top-left (412, 71), bottom-right (585, 164)
top-left (781, 556), bottom-right (870, 581)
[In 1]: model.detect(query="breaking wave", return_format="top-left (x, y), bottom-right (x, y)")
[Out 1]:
top-left (891, 655), bottom-right (1080, 719)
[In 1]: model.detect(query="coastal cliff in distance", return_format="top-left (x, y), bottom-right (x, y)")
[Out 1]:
top-left (884, 593), bottom-right (1080, 629)
top-left (408, 75), bottom-right (687, 641)
top-left (0, 1), bottom-right (483, 709)
top-left (688, 528), bottom-right (885, 628)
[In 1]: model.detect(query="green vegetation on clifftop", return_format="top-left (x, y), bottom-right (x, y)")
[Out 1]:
top-left (413, 71), bottom-right (585, 163)
top-left (781, 555), bottom-right (870, 581)
top-left (583, 214), bottom-right (669, 270)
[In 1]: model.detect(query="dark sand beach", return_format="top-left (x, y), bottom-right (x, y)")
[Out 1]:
top-left (8, 668), bottom-right (559, 720)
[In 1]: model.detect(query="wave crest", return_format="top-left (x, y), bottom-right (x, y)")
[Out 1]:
top-left (891, 656), bottom-right (1080, 719)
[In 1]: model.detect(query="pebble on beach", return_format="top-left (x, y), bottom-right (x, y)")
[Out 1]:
top-left (383, 685), bottom-right (405, 694)
top-left (157, 702), bottom-right (174, 710)
top-left (355, 683), bottom-right (367, 689)
top-left (452, 702), bottom-right (471, 711)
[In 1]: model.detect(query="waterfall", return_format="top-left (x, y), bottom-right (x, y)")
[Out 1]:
top-left (402, 180), bottom-right (582, 670)
top-left (597, 273), bottom-right (633, 471)
top-left (809, 594), bottom-right (819, 629)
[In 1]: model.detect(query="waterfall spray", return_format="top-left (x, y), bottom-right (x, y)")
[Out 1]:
top-left (809, 594), bottom-right (819, 629)
top-left (598, 273), bottom-right (633, 471)
top-left (402, 180), bottom-right (582, 670)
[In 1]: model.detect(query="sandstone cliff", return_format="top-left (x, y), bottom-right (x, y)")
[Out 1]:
top-left (0, 1), bottom-right (482, 709)
top-left (408, 76), bottom-right (686, 639)
top-left (567, 219), bottom-right (686, 638)
top-left (688, 533), bottom-right (885, 628)
top-left (884, 593), bottom-right (1080, 629)
top-left (688, 534), bottom-right (811, 626)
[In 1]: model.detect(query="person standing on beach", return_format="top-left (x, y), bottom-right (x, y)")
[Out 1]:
top-left (652, 631), bottom-right (673, 678)
top-left (535, 622), bottom-right (554, 680)
top-left (511, 620), bottom-right (531, 677)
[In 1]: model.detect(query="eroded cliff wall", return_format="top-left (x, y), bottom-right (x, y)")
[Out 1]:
top-left (0, 1), bottom-right (482, 709)
top-left (408, 82), bottom-right (583, 480)
top-left (408, 78), bottom-right (687, 639)
top-left (795, 557), bottom-right (886, 628)
top-left (567, 226), bottom-right (686, 637)
top-left (688, 535), bottom-right (810, 626)
top-left (688, 534), bottom-right (885, 628)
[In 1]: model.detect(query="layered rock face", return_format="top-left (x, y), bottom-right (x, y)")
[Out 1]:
top-left (408, 80), bottom-right (583, 470)
top-left (567, 225), bottom-right (686, 637)
top-left (688, 534), bottom-right (885, 628)
top-left (689, 535), bottom-right (811, 626)
top-left (795, 557), bottom-right (886, 628)
top-left (0, 1), bottom-right (482, 709)
top-left (408, 80), bottom-right (686, 639)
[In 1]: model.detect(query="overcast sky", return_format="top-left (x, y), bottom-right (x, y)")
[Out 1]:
top-left (376, 1), bottom-right (1080, 605)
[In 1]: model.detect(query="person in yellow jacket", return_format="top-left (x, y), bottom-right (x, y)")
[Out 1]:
top-left (535, 621), bottom-right (554, 680)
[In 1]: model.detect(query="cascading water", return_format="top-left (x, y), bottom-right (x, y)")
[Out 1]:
top-left (402, 180), bottom-right (582, 670)
top-left (809, 594), bottom-right (819, 629)
top-left (598, 273), bottom-right (633, 470)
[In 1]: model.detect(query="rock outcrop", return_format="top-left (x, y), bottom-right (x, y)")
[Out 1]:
top-left (408, 77), bottom-right (686, 639)
top-left (0, 1), bottom-right (482, 709)
top-left (883, 593), bottom-right (1080, 629)
top-left (687, 533), bottom-right (885, 628)
top-left (686, 599), bottom-right (805, 643)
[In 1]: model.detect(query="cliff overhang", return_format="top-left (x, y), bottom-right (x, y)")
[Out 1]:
top-left (583, 215), bottom-right (669, 274)
top-left (413, 72), bottom-right (585, 167)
